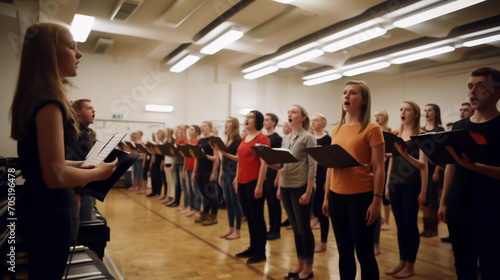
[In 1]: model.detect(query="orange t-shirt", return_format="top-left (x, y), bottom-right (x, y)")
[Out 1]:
top-left (330, 122), bottom-right (384, 194)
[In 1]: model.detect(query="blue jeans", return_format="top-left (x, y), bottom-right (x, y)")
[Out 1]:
top-left (186, 170), bottom-right (201, 211)
top-left (221, 170), bottom-right (242, 229)
top-left (281, 185), bottom-right (315, 264)
top-left (389, 182), bottom-right (420, 263)
top-left (173, 163), bottom-right (186, 205)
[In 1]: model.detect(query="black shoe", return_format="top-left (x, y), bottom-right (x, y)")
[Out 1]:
top-left (441, 236), bottom-right (451, 243)
top-left (284, 272), bottom-right (299, 279)
top-left (236, 248), bottom-right (254, 258)
top-left (246, 254), bottom-right (266, 264)
top-left (266, 232), bottom-right (280, 240)
top-left (146, 193), bottom-right (157, 197)
top-left (292, 272), bottom-right (314, 280)
top-left (166, 202), bottom-right (179, 207)
top-left (281, 219), bottom-right (290, 227)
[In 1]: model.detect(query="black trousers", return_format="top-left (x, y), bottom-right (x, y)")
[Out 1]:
top-left (196, 171), bottom-right (219, 214)
top-left (265, 172), bottom-right (281, 234)
top-left (238, 180), bottom-right (266, 255)
top-left (329, 190), bottom-right (379, 280)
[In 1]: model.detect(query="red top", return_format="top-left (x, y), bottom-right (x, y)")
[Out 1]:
top-left (237, 133), bottom-right (271, 184)
top-left (186, 139), bottom-right (198, 170)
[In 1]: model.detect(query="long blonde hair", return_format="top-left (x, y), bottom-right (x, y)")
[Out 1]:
top-left (10, 23), bottom-right (78, 140)
top-left (225, 117), bottom-right (240, 147)
top-left (336, 80), bottom-right (371, 133)
top-left (375, 110), bottom-right (391, 132)
top-left (399, 101), bottom-right (421, 136)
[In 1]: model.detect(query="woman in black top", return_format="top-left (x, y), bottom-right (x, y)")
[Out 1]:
top-left (10, 23), bottom-right (116, 279)
top-left (194, 121), bottom-right (219, 225)
top-left (217, 117), bottom-right (243, 240)
top-left (421, 104), bottom-right (445, 237)
top-left (385, 101), bottom-right (428, 278)
top-left (310, 113), bottom-right (331, 253)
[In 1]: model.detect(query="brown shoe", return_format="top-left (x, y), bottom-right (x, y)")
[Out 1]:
top-left (202, 213), bottom-right (218, 226)
top-left (194, 212), bottom-right (208, 223)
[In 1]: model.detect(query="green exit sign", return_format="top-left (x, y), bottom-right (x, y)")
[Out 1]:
top-left (112, 114), bottom-right (123, 119)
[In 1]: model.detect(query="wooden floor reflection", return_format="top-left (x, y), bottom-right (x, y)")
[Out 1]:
top-left (97, 188), bottom-right (456, 280)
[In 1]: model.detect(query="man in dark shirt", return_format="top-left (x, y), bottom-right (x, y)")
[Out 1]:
top-left (71, 99), bottom-right (96, 222)
top-left (438, 67), bottom-right (500, 280)
top-left (264, 113), bottom-right (283, 240)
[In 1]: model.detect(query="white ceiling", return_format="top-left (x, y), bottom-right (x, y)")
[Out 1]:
top-left (3, 0), bottom-right (500, 77)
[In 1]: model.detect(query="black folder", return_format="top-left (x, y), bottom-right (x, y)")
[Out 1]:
top-left (135, 144), bottom-right (150, 154)
top-left (251, 145), bottom-right (298, 165)
top-left (176, 144), bottom-right (206, 158)
top-left (410, 129), bottom-right (486, 165)
top-left (305, 145), bottom-right (366, 168)
top-left (208, 136), bottom-right (228, 151)
top-left (157, 143), bottom-right (179, 156)
top-left (176, 145), bottom-right (192, 158)
top-left (188, 144), bottom-right (206, 158)
top-left (84, 149), bottom-right (140, 202)
top-left (383, 131), bottom-right (408, 155)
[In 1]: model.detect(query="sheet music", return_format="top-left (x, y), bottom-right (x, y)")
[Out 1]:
top-left (82, 133), bottom-right (127, 167)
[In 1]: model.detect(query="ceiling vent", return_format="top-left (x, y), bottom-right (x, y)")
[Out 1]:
top-left (111, 0), bottom-right (143, 22)
top-left (93, 38), bottom-right (114, 54)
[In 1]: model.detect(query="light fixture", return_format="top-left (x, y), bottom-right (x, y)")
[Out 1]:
top-left (273, 43), bottom-right (319, 62)
top-left (70, 14), bottom-right (95, 42)
top-left (169, 54), bottom-right (201, 73)
top-left (145, 104), bottom-right (174, 112)
top-left (277, 49), bottom-right (324, 69)
top-left (391, 46), bottom-right (455, 64)
top-left (463, 34), bottom-right (500, 47)
top-left (393, 0), bottom-right (485, 28)
top-left (302, 69), bottom-right (337, 80)
top-left (303, 74), bottom-right (342, 86)
top-left (200, 29), bottom-right (244, 55)
top-left (343, 62), bottom-right (390, 76)
top-left (242, 61), bottom-right (273, 73)
top-left (244, 66), bottom-right (279, 79)
top-left (323, 27), bottom-right (387, 53)
top-left (272, 0), bottom-right (295, 3)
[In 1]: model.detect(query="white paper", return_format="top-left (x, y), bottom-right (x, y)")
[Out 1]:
top-left (81, 133), bottom-right (126, 167)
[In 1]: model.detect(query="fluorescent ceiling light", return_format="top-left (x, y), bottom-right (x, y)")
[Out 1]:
top-left (70, 14), bottom-right (95, 42)
top-left (323, 27), bottom-right (386, 53)
top-left (242, 61), bottom-right (272, 73)
top-left (145, 104), bottom-right (174, 112)
top-left (272, 0), bottom-right (295, 3)
top-left (277, 49), bottom-right (324, 69)
top-left (317, 19), bottom-right (380, 43)
top-left (274, 43), bottom-right (318, 61)
top-left (343, 62), bottom-right (390, 76)
top-left (303, 74), bottom-right (342, 86)
top-left (244, 66), bottom-right (279, 80)
top-left (463, 34), bottom-right (500, 47)
top-left (303, 69), bottom-right (337, 80)
top-left (169, 54), bottom-right (201, 73)
top-left (391, 46), bottom-right (455, 64)
top-left (200, 29), bottom-right (244, 55)
top-left (393, 0), bottom-right (485, 28)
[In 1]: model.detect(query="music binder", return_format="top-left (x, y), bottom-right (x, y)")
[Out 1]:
top-left (383, 131), bottom-right (409, 155)
top-left (176, 145), bottom-right (192, 158)
top-left (410, 129), bottom-right (486, 165)
top-left (157, 143), bottom-right (178, 156)
top-left (208, 136), bottom-right (228, 151)
top-left (305, 145), bottom-right (367, 168)
top-left (188, 143), bottom-right (206, 158)
top-left (82, 133), bottom-right (127, 167)
top-left (84, 148), bottom-right (140, 202)
top-left (250, 145), bottom-right (298, 165)
top-left (134, 144), bottom-right (150, 154)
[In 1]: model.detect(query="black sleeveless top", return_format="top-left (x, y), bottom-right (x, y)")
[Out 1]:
top-left (18, 98), bottom-right (77, 211)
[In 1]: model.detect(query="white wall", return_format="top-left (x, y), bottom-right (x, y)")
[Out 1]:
top-left (2, 13), bottom-right (500, 157)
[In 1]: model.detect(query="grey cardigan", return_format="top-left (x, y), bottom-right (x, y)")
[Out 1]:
top-left (279, 129), bottom-right (317, 188)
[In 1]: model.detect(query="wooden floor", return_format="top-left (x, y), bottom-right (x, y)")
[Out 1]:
top-left (97, 188), bottom-right (457, 280)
